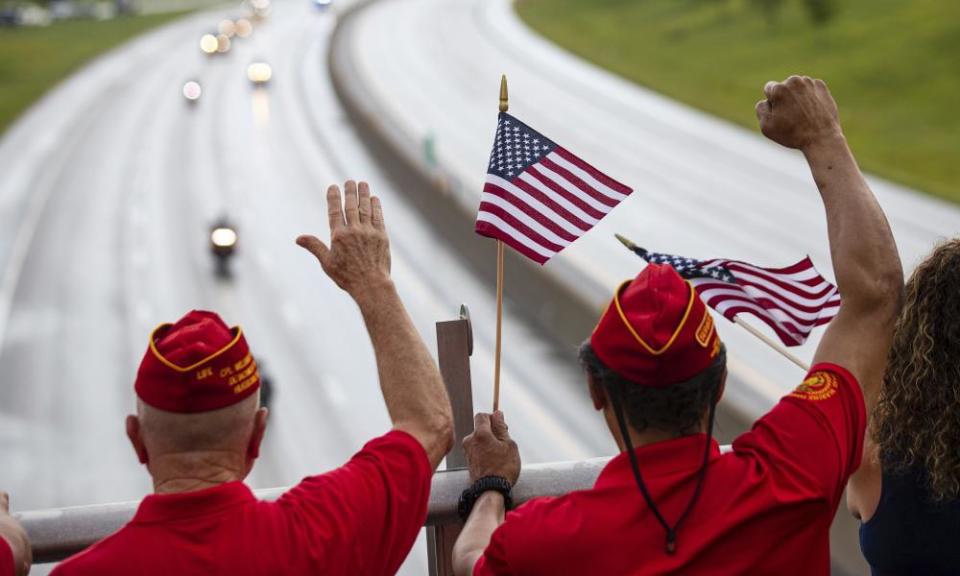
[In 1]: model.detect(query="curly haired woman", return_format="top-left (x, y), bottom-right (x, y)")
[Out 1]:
top-left (848, 239), bottom-right (960, 575)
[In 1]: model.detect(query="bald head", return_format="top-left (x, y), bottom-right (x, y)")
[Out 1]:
top-left (136, 392), bottom-right (262, 456)
top-left (127, 392), bottom-right (269, 492)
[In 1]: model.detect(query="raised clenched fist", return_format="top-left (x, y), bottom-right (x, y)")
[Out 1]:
top-left (755, 75), bottom-right (842, 151)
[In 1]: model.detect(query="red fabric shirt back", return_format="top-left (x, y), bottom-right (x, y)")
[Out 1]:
top-left (475, 363), bottom-right (865, 576)
top-left (0, 536), bottom-right (13, 576)
top-left (52, 430), bottom-right (430, 576)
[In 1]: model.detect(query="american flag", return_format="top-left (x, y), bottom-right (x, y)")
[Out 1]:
top-left (475, 113), bottom-right (633, 265)
top-left (628, 246), bottom-right (841, 347)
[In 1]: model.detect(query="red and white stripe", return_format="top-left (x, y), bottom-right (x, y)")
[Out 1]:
top-left (476, 147), bottom-right (632, 264)
top-left (693, 257), bottom-right (840, 346)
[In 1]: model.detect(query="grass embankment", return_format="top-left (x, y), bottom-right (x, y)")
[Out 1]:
top-left (0, 11), bottom-right (191, 133)
top-left (516, 0), bottom-right (960, 203)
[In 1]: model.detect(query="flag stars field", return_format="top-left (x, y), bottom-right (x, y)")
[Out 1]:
top-left (478, 112), bottom-right (633, 265)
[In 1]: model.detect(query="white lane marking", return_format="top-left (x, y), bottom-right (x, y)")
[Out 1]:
top-left (128, 204), bottom-right (147, 227)
top-left (257, 247), bottom-right (274, 271)
top-left (281, 300), bottom-right (304, 330)
top-left (130, 248), bottom-right (149, 270)
top-left (0, 130), bottom-right (60, 209)
top-left (0, 152), bottom-right (63, 358)
top-left (322, 373), bottom-right (349, 408)
top-left (3, 306), bottom-right (62, 347)
top-left (134, 301), bottom-right (153, 327)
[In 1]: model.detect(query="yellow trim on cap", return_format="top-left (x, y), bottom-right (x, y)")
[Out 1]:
top-left (148, 323), bottom-right (245, 373)
top-left (613, 279), bottom-right (696, 356)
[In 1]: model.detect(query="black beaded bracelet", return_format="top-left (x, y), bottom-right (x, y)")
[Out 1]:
top-left (457, 475), bottom-right (513, 521)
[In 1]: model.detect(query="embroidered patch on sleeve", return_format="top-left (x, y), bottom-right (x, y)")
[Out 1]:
top-left (788, 371), bottom-right (839, 401)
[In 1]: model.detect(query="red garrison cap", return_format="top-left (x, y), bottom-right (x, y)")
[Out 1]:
top-left (135, 310), bottom-right (260, 413)
top-left (591, 264), bottom-right (722, 387)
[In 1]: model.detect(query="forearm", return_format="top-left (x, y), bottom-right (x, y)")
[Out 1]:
top-left (453, 492), bottom-right (505, 576)
top-left (805, 133), bottom-right (903, 405)
top-left (354, 280), bottom-right (453, 467)
top-left (804, 134), bottom-right (902, 308)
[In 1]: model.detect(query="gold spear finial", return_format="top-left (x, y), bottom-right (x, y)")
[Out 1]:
top-left (499, 74), bottom-right (509, 113)
top-left (615, 233), bottom-right (637, 251)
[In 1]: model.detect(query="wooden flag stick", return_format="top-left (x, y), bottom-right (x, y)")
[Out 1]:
top-left (493, 74), bottom-right (509, 412)
top-left (494, 240), bottom-right (504, 411)
top-left (499, 74), bottom-right (509, 114)
top-left (615, 233), bottom-right (637, 251)
top-left (733, 317), bottom-right (810, 371)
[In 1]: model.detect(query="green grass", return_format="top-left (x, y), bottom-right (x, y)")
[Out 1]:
top-left (516, 0), bottom-right (960, 203)
top-left (0, 11), bottom-right (191, 133)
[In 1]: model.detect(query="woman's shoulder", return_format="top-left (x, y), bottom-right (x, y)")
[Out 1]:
top-left (847, 439), bottom-right (882, 521)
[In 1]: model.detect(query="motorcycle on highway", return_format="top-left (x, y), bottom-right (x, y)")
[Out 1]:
top-left (209, 218), bottom-right (238, 278)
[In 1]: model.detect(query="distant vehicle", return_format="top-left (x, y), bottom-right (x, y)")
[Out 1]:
top-left (234, 18), bottom-right (253, 38)
top-left (218, 18), bottom-right (236, 38)
top-left (182, 80), bottom-right (202, 104)
top-left (216, 33), bottom-right (232, 54)
top-left (249, 0), bottom-right (270, 19)
top-left (0, 8), bottom-right (18, 26)
top-left (247, 62), bottom-right (272, 86)
top-left (200, 33), bottom-right (219, 54)
top-left (209, 218), bottom-right (238, 278)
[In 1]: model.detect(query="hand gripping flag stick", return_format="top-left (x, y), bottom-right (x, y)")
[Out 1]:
top-left (615, 234), bottom-right (815, 372)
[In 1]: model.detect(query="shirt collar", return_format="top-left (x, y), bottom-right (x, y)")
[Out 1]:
top-left (595, 433), bottom-right (721, 489)
top-left (133, 481), bottom-right (256, 524)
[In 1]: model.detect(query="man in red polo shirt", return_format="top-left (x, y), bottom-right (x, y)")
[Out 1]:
top-left (452, 76), bottom-right (903, 574)
top-left (0, 491), bottom-right (30, 576)
top-left (53, 180), bottom-right (454, 575)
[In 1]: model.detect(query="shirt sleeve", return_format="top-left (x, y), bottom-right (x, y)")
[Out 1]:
top-left (472, 496), bottom-right (562, 576)
top-left (277, 430), bottom-right (432, 576)
top-left (0, 537), bottom-right (13, 576)
top-left (733, 362), bottom-right (866, 507)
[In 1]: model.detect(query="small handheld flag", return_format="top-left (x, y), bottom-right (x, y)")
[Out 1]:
top-left (475, 113), bottom-right (633, 264)
top-left (478, 75), bottom-right (635, 412)
top-left (616, 234), bottom-right (838, 356)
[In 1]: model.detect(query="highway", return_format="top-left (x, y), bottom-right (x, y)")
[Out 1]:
top-left (0, 1), bottom-right (610, 572)
top-left (1, 0), bottom-right (958, 573)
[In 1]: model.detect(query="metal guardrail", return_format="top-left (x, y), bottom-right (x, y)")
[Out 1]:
top-left (16, 457), bottom-right (611, 564)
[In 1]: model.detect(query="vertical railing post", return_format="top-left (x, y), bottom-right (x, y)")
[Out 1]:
top-left (427, 305), bottom-right (475, 576)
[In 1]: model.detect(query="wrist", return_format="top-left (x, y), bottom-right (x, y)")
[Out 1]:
top-left (458, 475), bottom-right (513, 521)
top-left (475, 490), bottom-right (506, 513)
top-left (350, 277), bottom-right (396, 307)
top-left (801, 128), bottom-right (847, 157)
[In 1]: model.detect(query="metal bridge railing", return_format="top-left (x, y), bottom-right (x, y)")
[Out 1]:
top-left (16, 456), bottom-right (611, 565)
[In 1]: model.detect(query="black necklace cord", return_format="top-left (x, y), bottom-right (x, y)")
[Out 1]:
top-left (611, 394), bottom-right (672, 539)
top-left (611, 379), bottom-right (720, 555)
